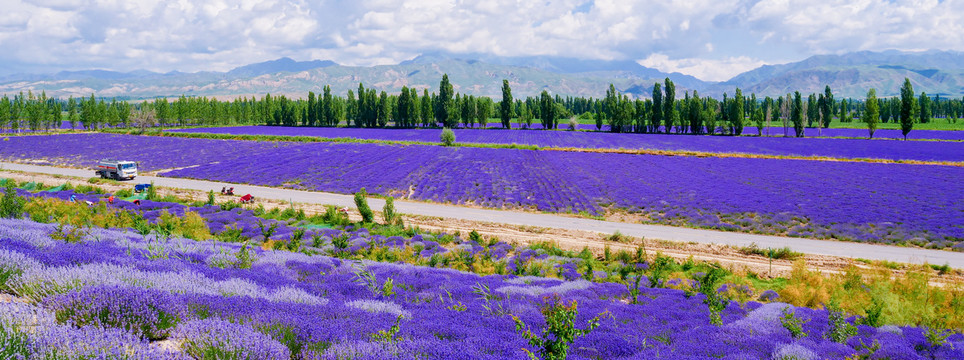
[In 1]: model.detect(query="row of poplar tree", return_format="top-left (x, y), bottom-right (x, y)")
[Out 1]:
top-left (0, 75), bottom-right (961, 138)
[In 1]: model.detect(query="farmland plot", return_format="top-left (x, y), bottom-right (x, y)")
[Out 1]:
top-left (0, 133), bottom-right (960, 247)
top-left (170, 126), bottom-right (964, 162)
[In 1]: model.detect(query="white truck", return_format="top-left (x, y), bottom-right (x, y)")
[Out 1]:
top-left (94, 159), bottom-right (138, 180)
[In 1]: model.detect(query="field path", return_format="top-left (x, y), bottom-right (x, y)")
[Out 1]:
top-left (3, 161), bottom-right (962, 268)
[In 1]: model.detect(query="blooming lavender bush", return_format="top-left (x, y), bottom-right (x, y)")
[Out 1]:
top-left (43, 284), bottom-right (186, 340)
top-left (174, 318), bottom-right (291, 360)
top-left (1, 215), bottom-right (961, 359)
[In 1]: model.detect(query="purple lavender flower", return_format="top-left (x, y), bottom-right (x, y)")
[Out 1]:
top-left (43, 284), bottom-right (186, 340)
top-left (174, 318), bottom-right (291, 360)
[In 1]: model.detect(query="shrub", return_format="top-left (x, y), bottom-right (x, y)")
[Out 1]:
top-left (175, 318), bottom-right (290, 360)
top-left (382, 197), bottom-right (397, 224)
top-left (825, 299), bottom-right (857, 343)
top-left (114, 188), bottom-right (133, 198)
top-left (512, 294), bottom-right (607, 360)
top-left (696, 266), bottom-right (728, 326)
top-left (440, 128), bottom-right (456, 146)
top-left (857, 297), bottom-right (884, 327)
top-left (322, 205), bottom-right (350, 226)
top-left (43, 285), bottom-right (185, 340)
top-left (354, 188), bottom-right (374, 223)
top-left (0, 184), bottom-right (24, 219)
top-left (235, 242), bottom-right (254, 269)
top-left (780, 306), bottom-right (809, 339)
top-left (145, 181), bottom-right (157, 201)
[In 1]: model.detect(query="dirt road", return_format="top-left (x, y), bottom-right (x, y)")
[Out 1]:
top-left (3, 161), bottom-right (962, 268)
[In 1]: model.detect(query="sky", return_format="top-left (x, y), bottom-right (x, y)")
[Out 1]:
top-left (1, 0), bottom-right (962, 81)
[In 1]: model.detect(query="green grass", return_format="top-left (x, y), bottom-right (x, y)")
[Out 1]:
top-left (827, 118), bottom-right (964, 131)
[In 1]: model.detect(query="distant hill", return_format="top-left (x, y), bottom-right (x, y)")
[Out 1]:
top-left (1, 50), bottom-right (962, 100)
top-left (719, 50), bottom-right (964, 98)
top-left (226, 57), bottom-right (337, 77)
top-left (0, 55), bottom-right (696, 99)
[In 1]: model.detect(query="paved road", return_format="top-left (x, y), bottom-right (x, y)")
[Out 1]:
top-left (3, 162), bottom-right (962, 268)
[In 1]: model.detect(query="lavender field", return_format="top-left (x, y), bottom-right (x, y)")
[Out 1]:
top-left (0, 133), bottom-right (301, 171)
top-left (157, 141), bottom-right (964, 248)
top-left (0, 133), bottom-right (960, 247)
top-left (2, 214), bottom-right (961, 359)
top-left (170, 126), bottom-right (964, 162)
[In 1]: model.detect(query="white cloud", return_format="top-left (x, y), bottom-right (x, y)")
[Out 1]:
top-left (638, 53), bottom-right (767, 82)
top-left (0, 0), bottom-right (961, 78)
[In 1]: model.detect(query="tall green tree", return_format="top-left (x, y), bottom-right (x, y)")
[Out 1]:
top-left (476, 97), bottom-right (492, 128)
top-left (539, 90), bottom-right (556, 129)
top-left (500, 79), bottom-right (513, 129)
top-left (651, 82), bottom-right (662, 133)
top-left (605, 84), bottom-right (621, 132)
top-left (436, 74), bottom-right (455, 127)
top-left (377, 91), bottom-right (390, 127)
top-left (322, 85), bottom-right (334, 126)
top-left (687, 91), bottom-right (703, 134)
top-left (899, 78), bottom-right (915, 140)
top-left (791, 91), bottom-right (804, 137)
top-left (355, 83), bottom-right (366, 127)
top-left (821, 86), bottom-right (834, 128)
top-left (420, 89), bottom-right (432, 127)
top-left (306, 91), bottom-right (317, 126)
top-left (806, 93), bottom-right (818, 127)
top-left (918, 92), bottom-right (931, 124)
top-left (662, 78), bottom-right (675, 133)
top-left (594, 102), bottom-right (604, 131)
top-left (397, 86), bottom-right (411, 128)
top-left (864, 88), bottom-right (879, 139)
top-left (729, 88), bottom-right (744, 135)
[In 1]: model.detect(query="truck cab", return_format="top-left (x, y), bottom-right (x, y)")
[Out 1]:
top-left (95, 159), bottom-right (138, 180)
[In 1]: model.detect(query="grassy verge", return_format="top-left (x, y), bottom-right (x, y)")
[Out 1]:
top-left (4, 176), bottom-right (963, 331)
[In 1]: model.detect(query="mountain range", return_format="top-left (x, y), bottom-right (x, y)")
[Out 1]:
top-left (1, 50), bottom-right (962, 100)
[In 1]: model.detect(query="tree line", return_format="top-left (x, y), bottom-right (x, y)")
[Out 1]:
top-left (1, 76), bottom-right (961, 139)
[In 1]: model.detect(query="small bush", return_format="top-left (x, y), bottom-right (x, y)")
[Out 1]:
top-left (0, 184), bottom-right (24, 219)
top-left (440, 128), bottom-right (456, 146)
top-left (780, 307), bottom-right (809, 339)
top-left (738, 243), bottom-right (802, 260)
top-left (825, 299), bottom-right (857, 343)
top-left (354, 188), bottom-right (374, 223)
top-left (512, 294), bottom-right (607, 360)
top-left (322, 205), bottom-right (350, 226)
top-left (44, 285), bottom-right (185, 340)
top-left (145, 181), bottom-right (158, 201)
top-left (696, 266), bottom-right (728, 325)
top-left (175, 319), bottom-right (290, 360)
top-left (605, 230), bottom-right (631, 243)
top-left (382, 197), bottom-right (397, 224)
top-left (114, 188), bottom-right (133, 198)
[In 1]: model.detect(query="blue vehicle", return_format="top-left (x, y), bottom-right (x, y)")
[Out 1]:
top-left (134, 183), bottom-right (152, 193)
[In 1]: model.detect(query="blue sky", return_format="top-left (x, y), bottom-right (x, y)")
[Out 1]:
top-left (1, 0), bottom-right (961, 81)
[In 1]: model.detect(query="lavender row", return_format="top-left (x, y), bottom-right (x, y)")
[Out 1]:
top-left (0, 133), bottom-right (301, 171)
top-left (156, 140), bottom-right (964, 247)
top-left (2, 217), bottom-right (961, 359)
top-left (0, 134), bottom-right (960, 246)
top-left (170, 126), bottom-right (964, 162)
